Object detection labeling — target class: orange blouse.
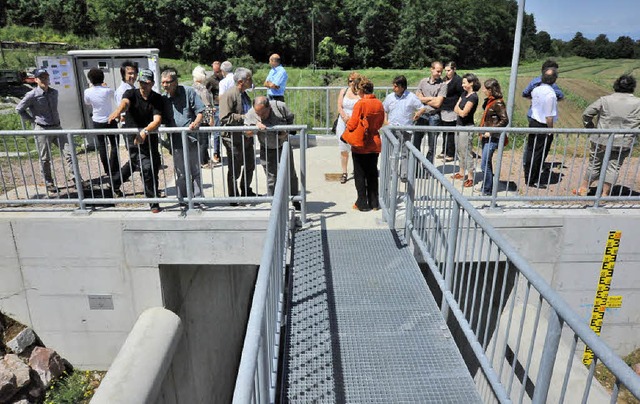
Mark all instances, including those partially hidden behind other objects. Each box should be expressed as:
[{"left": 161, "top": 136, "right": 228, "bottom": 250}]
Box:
[{"left": 346, "top": 94, "right": 385, "bottom": 154}]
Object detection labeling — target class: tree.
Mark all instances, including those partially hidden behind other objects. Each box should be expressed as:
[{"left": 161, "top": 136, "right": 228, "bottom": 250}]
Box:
[
  {"left": 612, "top": 36, "right": 635, "bottom": 59},
  {"left": 316, "top": 37, "right": 348, "bottom": 68},
  {"left": 593, "top": 34, "right": 611, "bottom": 58},
  {"left": 535, "top": 31, "right": 552, "bottom": 54}
]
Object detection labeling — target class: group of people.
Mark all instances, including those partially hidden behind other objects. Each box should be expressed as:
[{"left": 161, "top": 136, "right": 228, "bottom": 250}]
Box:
[
  {"left": 15, "top": 53, "right": 299, "bottom": 212},
  {"left": 335, "top": 59, "right": 639, "bottom": 202}
]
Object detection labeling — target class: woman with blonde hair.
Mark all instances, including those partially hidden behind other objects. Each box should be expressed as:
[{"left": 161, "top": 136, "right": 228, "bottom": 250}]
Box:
[
  {"left": 192, "top": 66, "right": 215, "bottom": 167},
  {"left": 335, "top": 72, "right": 362, "bottom": 183}
]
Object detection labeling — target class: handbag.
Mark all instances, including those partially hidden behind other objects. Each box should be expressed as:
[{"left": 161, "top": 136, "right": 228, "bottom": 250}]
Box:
[
  {"left": 331, "top": 117, "right": 339, "bottom": 134},
  {"left": 340, "top": 114, "right": 368, "bottom": 147}
]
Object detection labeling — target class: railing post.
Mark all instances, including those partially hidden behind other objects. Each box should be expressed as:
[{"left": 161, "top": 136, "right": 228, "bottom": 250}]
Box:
[
  {"left": 299, "top": 129, "right": 307, "bottom": 225},
  {"left": 532, "top": 309, "right": 563, "bottom": 404},
  {"left": 388, "top": 133, "right": 401, "bottom": 229},
  {"left": 404, "top": 140, "right": 416, "bottom": 241},
  {"left": 593, "top": 133, "right": 616, "bottom": 209},
  {"left": 441, "top": 201, "right": 460, "bottom": 319},
  {"left": 67, "top": 132, "right": 88, "bottom": 213},
  {"left": 181, "top": 130, "right": 194, "bottom": 210}
]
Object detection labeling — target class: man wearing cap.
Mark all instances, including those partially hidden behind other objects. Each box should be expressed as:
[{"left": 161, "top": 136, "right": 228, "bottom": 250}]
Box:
[
  {"left": 161, "top": 68, "right": 205, "bottom": 210},
  {"left": 16, "top": 68, "right": 79, "bottom": 194},
  {"left": 108, "top": 68, "right": 164, "bottom": 212},
  {"left": 264, "top": 54, "right": 287, "bottom": 102}
]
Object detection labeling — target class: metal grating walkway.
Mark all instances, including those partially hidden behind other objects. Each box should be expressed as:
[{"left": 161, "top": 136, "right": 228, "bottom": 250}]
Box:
[{"left": 282, "top": 224, "right": 482, "bottom": 403}]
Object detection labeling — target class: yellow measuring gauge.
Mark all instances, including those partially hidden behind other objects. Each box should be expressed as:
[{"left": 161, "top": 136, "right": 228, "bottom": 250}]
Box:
[{"left": 583, "top": 231, "right": 622, "bottom": 366}]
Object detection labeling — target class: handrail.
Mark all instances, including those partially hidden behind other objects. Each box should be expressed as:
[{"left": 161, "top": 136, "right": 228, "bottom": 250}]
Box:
[
  {"left": 232, "top": 142, "right": 291, "bottom": 403},
  {"left": 0, "top": 125, "right": 307, "bottom": 220},
  {"left": 399, "top": 139, "right": 640, "bottom": 401}
]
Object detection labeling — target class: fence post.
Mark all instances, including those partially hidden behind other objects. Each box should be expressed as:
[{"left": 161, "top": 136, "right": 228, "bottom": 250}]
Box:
[
  {"left": 181, "top": 130, "right": 194, "bottom": 209},
  {"left": 388, "top": 137, "right": 401, "bottom": 229},
  {"left": 67, "top": 132, "right": 87, "bottom": 212},
  {"left": 404, "top": 140, "right": 416, "bottom": 241},
  {"left": 593, "top": 133, "right": 616, "bottom": 209},
  {"left": 299, "top": 129, "right": 307, "bottom": 225},
  {"left": 442, "top": 201, "right": 460, "bottom": 319},
  {"left": 532, "top": 309, "right": 563, "bottom": 404}
]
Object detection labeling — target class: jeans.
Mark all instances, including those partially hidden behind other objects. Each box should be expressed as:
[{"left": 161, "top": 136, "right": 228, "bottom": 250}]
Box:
[
  {"left": 173, "top": 139, "right": 202, "bottom": 201},
  {"left": 35, "top": 125, "right": 77, "bottom": 186},
  {"left": 212, "top": 107, "right": 221, "bottom": 155},
  {"left": 480, "top": 141, "right": 499, "bottom": 194},
  {"left": 414, "top": 114, "right": 441, "bottom": 164}
]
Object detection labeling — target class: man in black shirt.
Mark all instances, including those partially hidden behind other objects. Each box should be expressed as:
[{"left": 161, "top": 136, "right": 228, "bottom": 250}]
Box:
[{"left": 108, "top": 69, "right": 164, "bottom": 212}]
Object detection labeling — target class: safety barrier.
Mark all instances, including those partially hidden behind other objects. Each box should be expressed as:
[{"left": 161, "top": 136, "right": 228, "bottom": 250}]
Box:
[
  {"left": 400, "top": 138, "right": 640, "bottom": 402},
  {"left": 0, "top": 125, "right": 307, "bottom": 220},
  {"left": 383, "top": 125, "right": 640, "bottom": 209},
  {"left": 232, "top": 142, "right": 292, "bottom": 403}
]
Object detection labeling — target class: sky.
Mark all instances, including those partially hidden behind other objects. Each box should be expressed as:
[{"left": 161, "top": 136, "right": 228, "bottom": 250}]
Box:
[{"left": 525, "top": 0, "right": 640, "bottom": 41}]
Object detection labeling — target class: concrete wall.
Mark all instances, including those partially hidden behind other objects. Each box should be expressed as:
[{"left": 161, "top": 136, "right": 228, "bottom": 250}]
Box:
[
  {"left": 483, "top": 209, "right": 640, "bottom": 355},
  {"left": 0, "top": 211, "right": 269, "bottom": 369},
  {"left": 158, "top": 264, "right": 258, "bottom": 404}
]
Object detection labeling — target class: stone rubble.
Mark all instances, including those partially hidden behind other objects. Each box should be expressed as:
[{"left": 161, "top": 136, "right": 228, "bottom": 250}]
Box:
[
  {"left": 6, "top": 329, "right": 35, "bottom": 355},
  {"left": 0, "top": 326, "right": 70, "bottom": 403}
]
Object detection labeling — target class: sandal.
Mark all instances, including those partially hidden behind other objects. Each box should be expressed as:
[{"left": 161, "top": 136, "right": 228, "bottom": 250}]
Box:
[
  {"left": 463, "top": 179, "right": 474, "bottom": 188},
  {"left": 572, "top": 188, "right": 588, "bottom": 196},
  {"left": 451, "top": 173, "right": 464, "bottom": 180},
  {"left": 340, "top": 173, "right": 348, "bottom": 184}
]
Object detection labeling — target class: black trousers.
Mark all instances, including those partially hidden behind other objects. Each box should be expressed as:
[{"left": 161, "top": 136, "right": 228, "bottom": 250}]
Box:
[
  {"left": 115, "top": 134, "right": 161, "bottom": 202},
  {"left": 352, "top": 152, "right": 379, "bottom": 211},
  {"left": 440, "top": 120, "right": 456, "bottom": 157},
  {"left": 91, "top": 121, "right": 119, "bottom": 176},
  {"left": 524, "top": 119, "right": 553, "bottom": 185}
]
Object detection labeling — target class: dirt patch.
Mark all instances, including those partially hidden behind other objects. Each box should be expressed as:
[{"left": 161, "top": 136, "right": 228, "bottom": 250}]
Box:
[{"left": 595, "top": 347, "right": 640, "bottom": 404}]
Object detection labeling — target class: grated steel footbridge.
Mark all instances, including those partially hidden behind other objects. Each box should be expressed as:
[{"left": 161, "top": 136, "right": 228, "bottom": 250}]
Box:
[{"left": 282, "top": 221, "right": 482, "bottom": 403}]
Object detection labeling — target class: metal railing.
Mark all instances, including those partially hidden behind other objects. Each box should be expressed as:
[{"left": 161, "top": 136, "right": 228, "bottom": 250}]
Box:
[
  {"left": 0, "top": 125, "right": 307, "bottom": 220},
  {"left": 399, "top": 138, "right": 640, "bottom": 403},
  {"left": 379, "top": 128, "right": 401, "bottom": 227},
  {"left": 383, "top": 125, "right": 640, "bottom": 209},
  {"left": 251, "top": 86, "right": 400, "bottom": 134},
  {"left": 232, "top": 142, "right": 292, "bottom": 403}
]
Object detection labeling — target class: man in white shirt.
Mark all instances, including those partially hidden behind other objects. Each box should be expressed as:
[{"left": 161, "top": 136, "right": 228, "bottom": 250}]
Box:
[
  {"left": 114, "top": 60, "right": 138, "bottom": 108},
  {"left": 383, "top": 75, "right": 425, "bottom": 181},
  {"left": 524, "top": 68, "right": 558, "bottom": 187},
  {"left": 217, "top": 61, "right": 234, "bottom": 97},
  {"left": 84, "top": 67, "right": 119, "bottom": 177}
]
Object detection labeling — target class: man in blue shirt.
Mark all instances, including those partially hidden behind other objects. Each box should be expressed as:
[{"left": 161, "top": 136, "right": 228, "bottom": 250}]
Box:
[
  {"left": 264, "top": 54, "right": 288, "bottom": 102},
  {"left": 161, "top": 68, "right": 206, "bottom": 210}
]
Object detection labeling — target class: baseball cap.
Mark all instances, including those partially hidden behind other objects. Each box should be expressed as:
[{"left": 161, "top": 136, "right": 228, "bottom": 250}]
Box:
[
  {"left": 33, "top": 68, "right": 49, "bottom": 77},
  {"left": 138, "top": 69, "right": 154, "bottom": 83}
]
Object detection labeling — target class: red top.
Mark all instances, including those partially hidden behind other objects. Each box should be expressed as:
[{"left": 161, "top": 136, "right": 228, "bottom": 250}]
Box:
[{"left": 347, "top": 94, "right": 384, "bottom": 154}]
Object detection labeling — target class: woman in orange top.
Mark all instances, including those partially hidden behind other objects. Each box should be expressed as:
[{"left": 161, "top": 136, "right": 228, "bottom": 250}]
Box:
[{"left": 346, "top": 77, "right": 385, "bottom": 211}]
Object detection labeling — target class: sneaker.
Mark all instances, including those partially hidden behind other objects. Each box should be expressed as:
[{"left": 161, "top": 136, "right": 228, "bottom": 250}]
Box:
[
  {"left": 46, "top": 184, "right": 58, "bottom": 193},
  {"left": 444, "top": 156, "right": 454, "bottom": 162},
  {"left": 436, "top": 153, "right": 445, "bottom": 159},
  {"left": 473, "top": 183, "right": 484, "bottom": 192}
]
